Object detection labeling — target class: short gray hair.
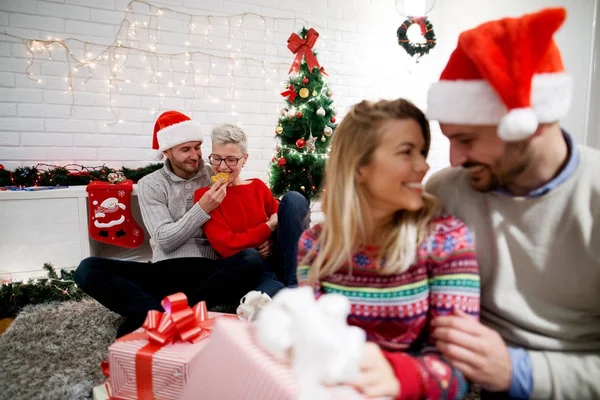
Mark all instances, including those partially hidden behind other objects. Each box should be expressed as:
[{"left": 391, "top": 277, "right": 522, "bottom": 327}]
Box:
[{"left": 211, "top": 124, "right": 248, "bottom": 154}]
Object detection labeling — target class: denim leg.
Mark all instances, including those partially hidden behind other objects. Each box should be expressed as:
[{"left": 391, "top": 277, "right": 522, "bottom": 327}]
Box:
[
  {"left": 185, "top": 248, "right": 280, "bottom": 304},
  {"left": 75, "top": 256, "right": 221, "bottom": 337},
  {"left": 275, "top": 191, "right": 310, "bottom": 286}
]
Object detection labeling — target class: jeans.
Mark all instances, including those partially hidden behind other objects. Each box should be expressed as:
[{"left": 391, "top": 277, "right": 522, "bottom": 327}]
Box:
[
  {"left": 74, "top": 249, "right": 262, "bottom": 337},
  {"left": 272, "top": 191, "right": 311, "bottom": 287}
]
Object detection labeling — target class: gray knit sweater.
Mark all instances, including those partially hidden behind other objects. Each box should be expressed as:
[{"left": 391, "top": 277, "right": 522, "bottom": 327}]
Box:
[{"left": 137, "top": 160, "right": 219, "bottom": 262}]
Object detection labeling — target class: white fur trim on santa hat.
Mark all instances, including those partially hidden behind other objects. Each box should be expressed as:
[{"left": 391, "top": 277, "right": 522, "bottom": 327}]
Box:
[
  {"left": 157, "top": 120, "right": 203, "bottom": 152},
  {"left": 498, "top": 108, "right": 538, "bottom": 141},
  {"left": 426, "top": 72, "right": 572, "bottom": 136},
  {"left": 151, "top": 149, "right": 165, "bottom": 161}
]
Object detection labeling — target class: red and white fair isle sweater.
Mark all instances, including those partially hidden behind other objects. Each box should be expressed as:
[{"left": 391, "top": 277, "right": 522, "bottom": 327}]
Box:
[{"left": 297, "top": 215, "right": 481, "bottom": 399}]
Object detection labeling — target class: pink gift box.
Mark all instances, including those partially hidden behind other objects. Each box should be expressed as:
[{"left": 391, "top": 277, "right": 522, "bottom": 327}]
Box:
[
  {"left": 109, "top": 311, "right": 234, "bottom": 400},
  {"left": 181, "top": 318, "right": 375, "bottom": 400}
]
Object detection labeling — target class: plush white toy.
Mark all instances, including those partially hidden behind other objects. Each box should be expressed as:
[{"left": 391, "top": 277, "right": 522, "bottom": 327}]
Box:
[
  {"left": 255, "top": 287, "right": 366, "bottom": 400},
  {"left": 236, "top": 290, "right": 272, "bottom": 322}
]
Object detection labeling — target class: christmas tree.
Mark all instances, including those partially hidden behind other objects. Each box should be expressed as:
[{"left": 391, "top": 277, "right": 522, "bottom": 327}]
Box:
[{"left": 268, "top": 27, "right": 337, "bottom": 202}]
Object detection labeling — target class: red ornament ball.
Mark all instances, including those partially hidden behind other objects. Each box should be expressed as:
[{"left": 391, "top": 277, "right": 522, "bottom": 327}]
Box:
[
  {"left": 0, "top": 164, "right": 4, "bottom": 171},
  {"left": 296, "top": 111, "right": 303, "bottom": 118},
  {"left": 277, "top": 158, "right": 287, "bottom": 167},
  {"left": 302, "top": 77, "right": 309, "bottom": 84},
  {"left": 330, "top": 116, "right": 336, "bottom": 123},
  {"left": 296, "top": 138, "right": 306, "bottom": 149}
]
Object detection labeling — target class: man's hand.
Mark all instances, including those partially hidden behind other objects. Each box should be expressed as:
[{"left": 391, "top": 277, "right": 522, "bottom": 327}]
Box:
[
  {"left": 352, "top": 342, "right": 400, "bottom": 399},
  {"left": 432, "top": 308, "right": 512, "bottom": 392},
  {"left": 197, "top": 179, "right": 227, "bottom": 213},
  {"left": 266, "top": 213, "right": 278, "bottom": 231},
  {"left": 257, "top": 239, "right": 273, "bottom": 258}
]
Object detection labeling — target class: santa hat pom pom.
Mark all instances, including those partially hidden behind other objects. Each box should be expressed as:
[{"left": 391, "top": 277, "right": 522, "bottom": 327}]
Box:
[
  {"left": 151, "top": 149, "right": 165, "bottom": 161},
  {"left": 498, "top": 108, "right": 538, "bottom": 141}
]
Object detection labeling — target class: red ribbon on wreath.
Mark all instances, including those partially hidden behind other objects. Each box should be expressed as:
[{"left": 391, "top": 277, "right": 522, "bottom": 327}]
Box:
[
  {"left": 281, "top": 85, "right": 298, "bottom": 103},
  {"left": 287, "top": 28, "right": 321, "bottom": 74},
  {"left": 410, "top": 16, "right": 427, "bottom": 36}
]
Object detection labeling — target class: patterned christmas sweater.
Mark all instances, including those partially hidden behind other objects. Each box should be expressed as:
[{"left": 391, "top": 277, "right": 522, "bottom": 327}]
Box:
[{"left": 297, "top": 215, "right": 480, "bottom": 400}]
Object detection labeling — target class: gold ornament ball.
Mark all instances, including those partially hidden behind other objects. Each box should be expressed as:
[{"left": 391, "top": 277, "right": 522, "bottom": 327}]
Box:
[
  {"left": 276, "top": 126, "right": 283, "bottom": 134},
  {"left": 312, "top": 89, "right": 317, "bottom": 96},
  {"left": 299, "top": 88, "right": 309, "bottom": 98},
  {"left": 300, "top": 186, "right": 305, "bottom": 191},
  {"left": 321, "top": 136, "right": 326, "bottom": 142}
]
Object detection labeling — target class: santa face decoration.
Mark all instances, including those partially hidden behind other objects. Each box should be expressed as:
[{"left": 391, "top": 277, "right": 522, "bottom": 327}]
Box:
[{"left": 86, "top": 180, "right": 144, "bottom": 248}]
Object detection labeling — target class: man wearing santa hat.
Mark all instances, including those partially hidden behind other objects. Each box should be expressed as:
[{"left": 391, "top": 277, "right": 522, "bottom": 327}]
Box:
[
  {"left": 75, "top": 111, "right": 309, "bottom": 337},
  {"left": 425, "top": 7, "right": 600, "bottom": 399}
]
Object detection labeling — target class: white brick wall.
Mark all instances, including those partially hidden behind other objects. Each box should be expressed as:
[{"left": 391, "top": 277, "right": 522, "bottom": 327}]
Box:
[{"left": 0, "top": 0, "right": 596, "bottom": 177}]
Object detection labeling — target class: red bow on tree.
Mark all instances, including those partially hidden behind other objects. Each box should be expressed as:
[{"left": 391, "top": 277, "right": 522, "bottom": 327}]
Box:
[
  {"left": 287, "top": 28, "right": 322, "bottom": 74},
  {"left": 281, "top": 85, "right": 298, "bottom": 103}
]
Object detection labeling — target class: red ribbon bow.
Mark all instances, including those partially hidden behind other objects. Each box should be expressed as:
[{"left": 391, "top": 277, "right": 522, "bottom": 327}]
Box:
[
  {"left": 281, "top": 85, "right": 298, "bottom": 103},
  {"left": 104, "top": 293, "right": 226, "bottom": 400},
  {"left": 143, "top": 292, "right": 214, "bottom": 345},
  {"left": 410, "top": 16, "right": 427, "bottom": 36},
  {"left": 287, "top": 28, "right": 322, "bottom": 74}
]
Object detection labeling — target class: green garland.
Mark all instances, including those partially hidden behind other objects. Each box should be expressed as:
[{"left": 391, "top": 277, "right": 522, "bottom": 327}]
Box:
[
  {"left": 0, "top": 263, "right": 88, "bottom": 318},
  {"left": 0, "top": 163, "right": 163, "bottom": 188},
  {"left": 397, "top": 16, "right": 436, "bottom": 60}
]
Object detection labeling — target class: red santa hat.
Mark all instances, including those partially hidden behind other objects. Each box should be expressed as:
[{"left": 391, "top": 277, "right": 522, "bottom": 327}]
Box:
[
  {"left": 427, "top": 7, "right": 572, "bottom": 141},
  {"left": 152, "top": 111, "right": 203, "bottom": 159}
]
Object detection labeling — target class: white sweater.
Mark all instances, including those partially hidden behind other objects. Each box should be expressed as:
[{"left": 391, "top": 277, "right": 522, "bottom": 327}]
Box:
[{"left": 426, "top": 145, "right": 600, "bottom": 399}]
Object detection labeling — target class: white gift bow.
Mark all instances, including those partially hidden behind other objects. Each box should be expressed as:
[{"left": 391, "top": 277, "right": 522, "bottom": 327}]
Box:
[{"left": 255, "top": 286, "right": 367, "bottom": 400}]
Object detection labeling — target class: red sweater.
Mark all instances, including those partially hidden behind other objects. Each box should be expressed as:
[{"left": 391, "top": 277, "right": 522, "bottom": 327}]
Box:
[{"left": 194, "top": 179, "right": 279, "bottom": 258}]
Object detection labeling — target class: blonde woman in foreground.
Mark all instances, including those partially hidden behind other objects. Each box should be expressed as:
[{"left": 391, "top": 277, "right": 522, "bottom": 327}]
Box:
[{"left": 297, "top": 99, "right": 480, "bottom": 399}]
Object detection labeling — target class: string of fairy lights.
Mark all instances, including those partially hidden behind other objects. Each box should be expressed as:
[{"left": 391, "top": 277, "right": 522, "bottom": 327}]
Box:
[{"left": 0, "top": 0, "right": 331, "bottom": 125}]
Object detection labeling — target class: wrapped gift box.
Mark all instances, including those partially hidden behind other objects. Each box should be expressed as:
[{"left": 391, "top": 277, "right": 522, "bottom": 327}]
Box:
[
  {"left": 181, "top": 318, "right": 389, "bottom": 400},
  {"left": 109, "top": 310, "right": 234, "bottom": 400},
  {"left": 92, "top": 381, "right": 112, "bottom": 400}
]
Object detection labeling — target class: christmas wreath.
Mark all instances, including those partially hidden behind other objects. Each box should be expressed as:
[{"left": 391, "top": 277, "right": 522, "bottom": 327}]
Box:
[{"left": 397, "top": 16, "right": 436, "bottom": 60}]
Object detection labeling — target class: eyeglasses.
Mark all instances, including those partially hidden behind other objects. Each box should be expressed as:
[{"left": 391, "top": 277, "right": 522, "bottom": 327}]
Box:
[{"left": 208, "top": 154, "right": 246, "bottom": 167}]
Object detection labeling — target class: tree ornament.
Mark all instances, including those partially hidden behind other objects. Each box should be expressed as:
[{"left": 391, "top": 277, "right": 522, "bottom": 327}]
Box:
[
  {"left": 280, "top": 108, "right": 287, "bottom": 116},
  {"left": 0, "top": 164, "right": 4, "bottom": 171},
  {"left": 397, "top": 16, "right": 437, "bottom": 61},
  {"left": 305, "top": 134, "right": 317, "bottom": 153},
  {"left": 330, "top": 116, "right": 336, "bottom": 123},
  {"left": 276, "top": 126, "right": 283, "bottom": 135},
  {"left": 296, "top": 138, "right": 306, "bottom": 149},
  {"left": 302, "top": 77, "right": 309, "bottom": 84},
  {"left": 327, "top": 89, "right": 333, "bottom": 97},
  {"left": 296, "top": 111, "right": 303, "bottom": 118},
  {"left": 323, "top": 126, "right": 333, "bottom": 136},
  {"left": 277, "top": 158, "right": 287, "bottom": 167},
  {"left": 287, "top": 109, "right": 296, "bottom": 118},
  {"left": 312, "top": 89, "right": 317, "bottom": 97},
  {"left": 316, "top": 107, "right": 326, "bottom": 117},
  {"left": 321, "top": 136, "right": 326, "bottom": 142},
  {"left": 299, "top": 88, "right": 309, "bottom": 98},
  {"left": 300, "top": 186, "right": 305, "bottom": 191}
]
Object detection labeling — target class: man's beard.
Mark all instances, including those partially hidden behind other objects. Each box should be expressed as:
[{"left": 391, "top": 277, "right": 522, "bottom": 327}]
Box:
[
  {"left": 463, "top": 155, "right": 529, "bottom": 192},
  {"left": 173, "top": 157, "right": 204, "bottom": 175}
]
